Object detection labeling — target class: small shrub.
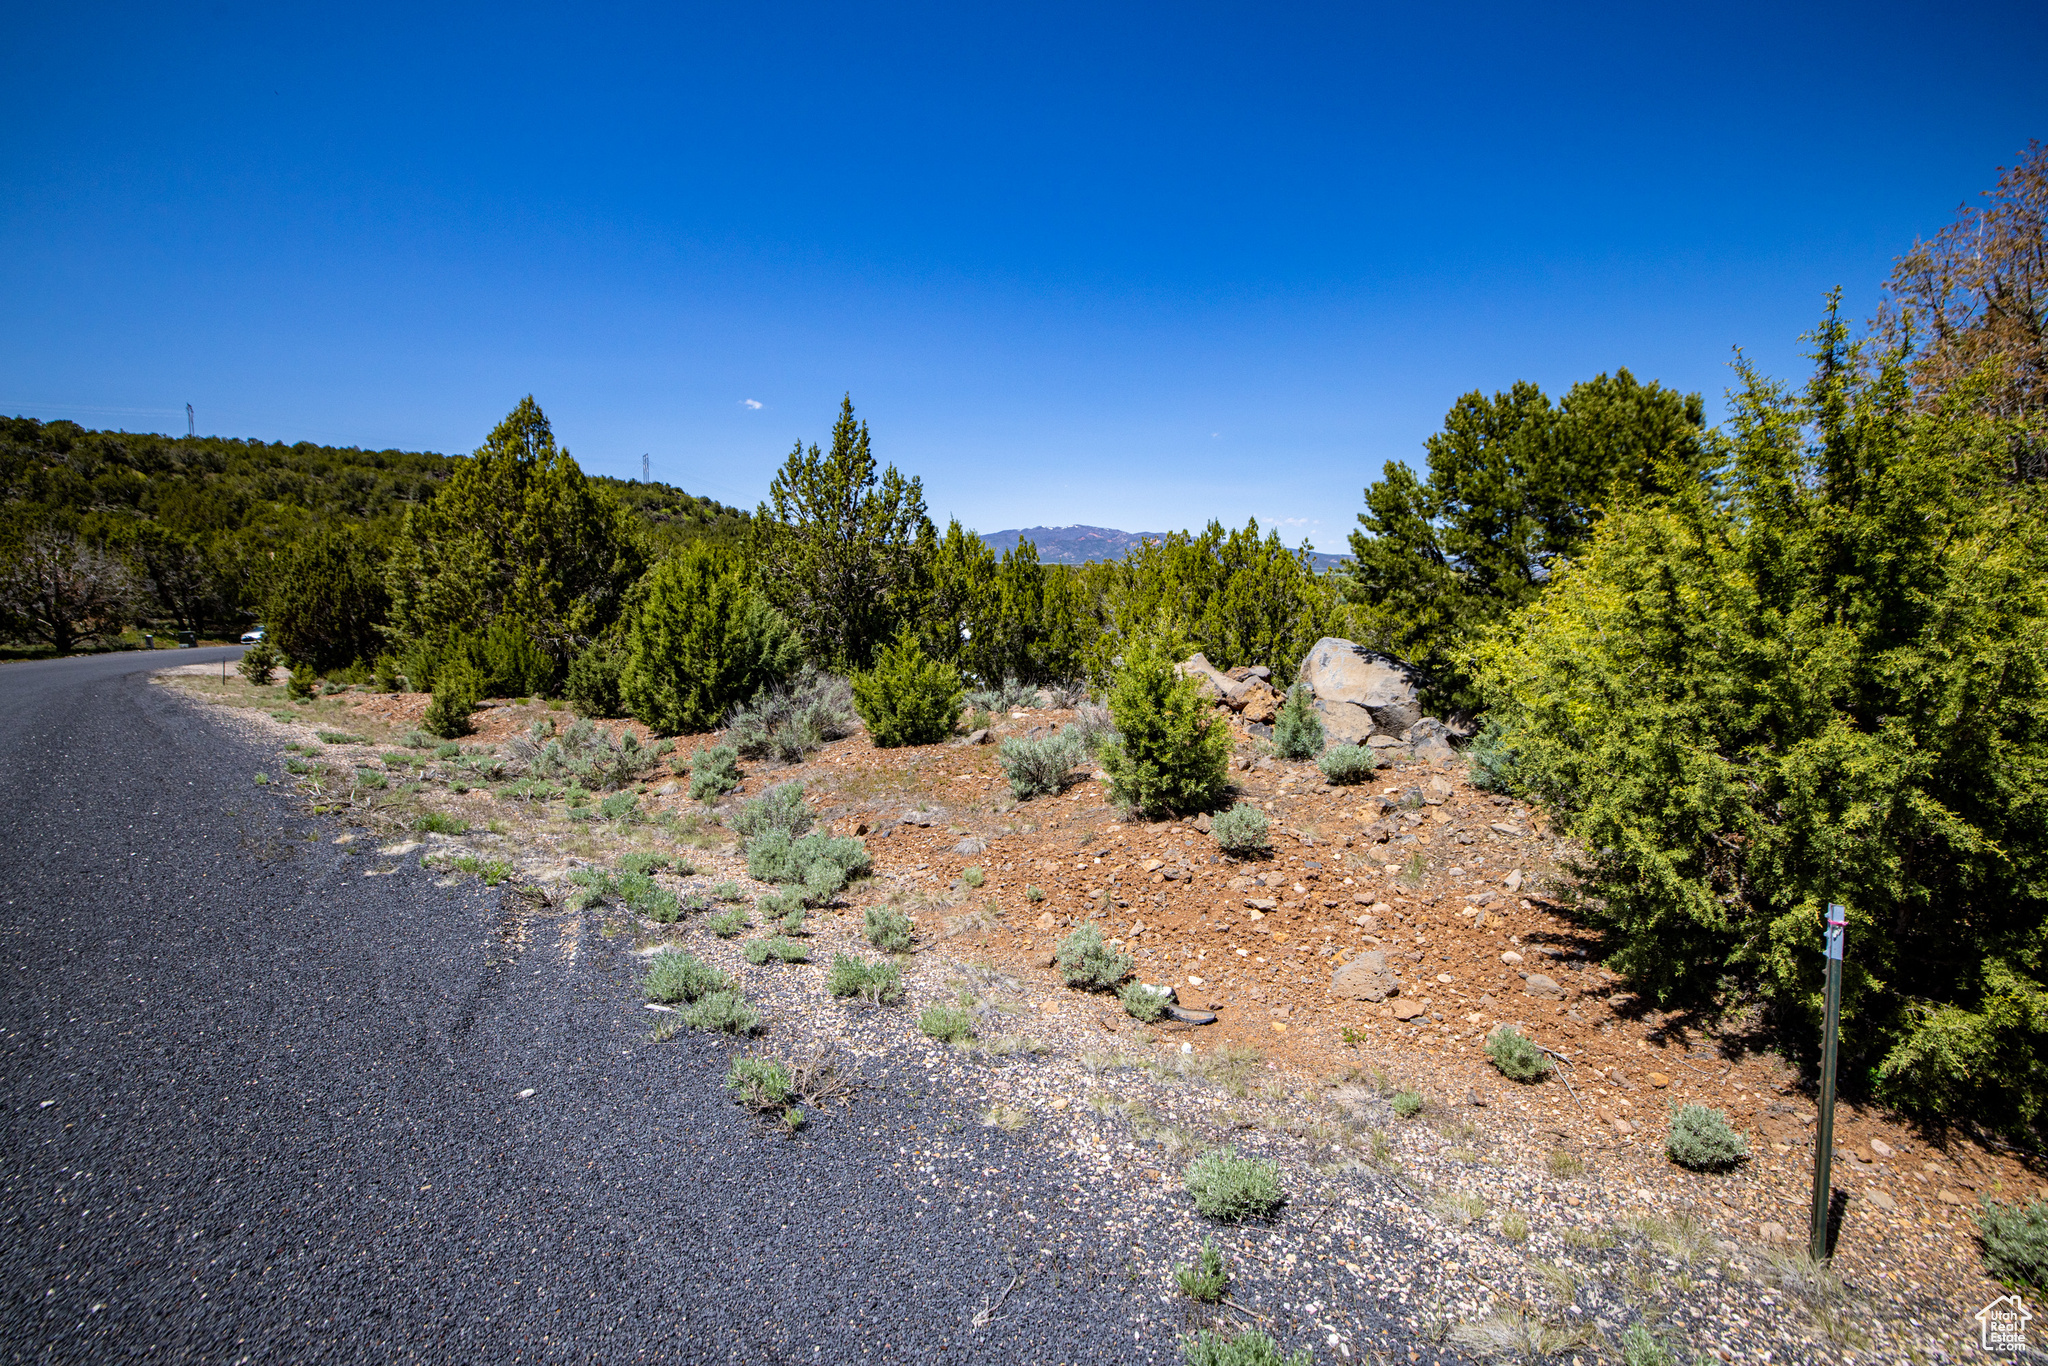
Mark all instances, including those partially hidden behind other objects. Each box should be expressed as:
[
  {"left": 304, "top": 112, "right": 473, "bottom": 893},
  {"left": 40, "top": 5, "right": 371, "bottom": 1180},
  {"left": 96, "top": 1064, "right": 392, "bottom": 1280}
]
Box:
[
  {"left": 614, "top": 870, "right": 679, "bottom": 922},
  {"left": 960, "top": 707, "right": 994, "bottom": 734},
  {"left": 851, "top": 635, "right": 963, "bottom": 747},
  {"left": 433, "top": 741, "right": 461, "bottom": 759},
  {"left": 1183, "top": 1147, "right": 1283, "bottom": 1221},
  {"left": 965, "top": 676, "right": 1041, "bottom": 711},
  {"left": 1619, "top": 1323, "right": 1675, "bottom": 1366},
  {"left": 1397, "top": 849, "right": 1428, "bottom": 887},
  {"left": 1024, "top": 885, "right": 1045, "bottom": 903},
  {"left": 1210, "top": 803, "right": 1270, "bottom": 855},
  {"left": 1466, "top": 715, "right": 1521, "bottom": 794},
  {"left": 1665, "top": 1102, "right": 1749, "bottom": 1170},
  {"left": 961, "top": 866, "right": 984, "bottom": 889},
  {"left": 1391, "top": 1090, "right": 1424, "bottom": 1118},
  {"left": 564, "top": 642, "right": 625, "bottom": 718},
  {"left": 1975, "top": 1197, "right": 2048, "bottom": 1290},
  {"left": 827, "top": 953, "right": 903, "bottom": 1004},
  {"left": 412, "top": 811, "right": 468, "bottom": 835},
  {"left": 918, "top": 1005, "right": 976, "bottom": 1043},
  {"left": 747, "top": 829, "right": 871, "bottom": 902},
  {"left": 1316, "top": 744, "right": 1380, "bottom": 784},
  {"left": 1173, "top": 1237, "right": 1229, "bottom": 1302},
  {"left": 1119, "top": 981, "right": 1169, "bottom": 1023},
  {"left": 743, "top": 936, "right": 808, "bottom": 966},
  {"left": 776, "top": 904, "right": 807, "bottom": 936},
  {"left": 354, "top": 768, "right": 388, "bottom": 790},
  {"left": 996, "top": 731, "right": 1086, "bottom": 799},
  {"left": 644, "top": 949, "right": 730, "bottom": 1003},
  {"left": 758, "top": 886, "right": 806, "bottom": 919},
  {"left": 707, "top": 908, "right": 748, "bottom": 938},
  {"left": 598, "top": 791, "right": 641, "bottom": 822},
  {"left": 617, "top": 851, "right": 674, "bottom": 875},
  {"left": 284, "top": 668, "right": 318, "bottom": 702},
  {"left": 724, "top": 665, "right": 857, "bottom": 761},
  {"left": 372, "top": 656, "right": 402, "bottom": 692},
  {"left": 315, "top": 730, "right": 366, "bottom": 744},
  {"left": 864, "top": 905, "right": 915, "bottom": 952},
  {"left": 1099, "top": 641, "right": 1231, "bottom": 815},
  {"left": 1178, "top": 1329, "right": 1310, "bottom": 1366},
  {"left": 688, "top": 744, "right": 742, "bottom": 801},
  {"left": 725, "top": 1056, "right": 793, "bottom": 1110},
  {"left": 238, "top": 641, "right": 279, "bottom": 686},
  {"left": 1548, "top": 1149, "right": 1586, "bottom": 1179},
  {"left": 729, "top": 781, "right": 814, "bottom": 839},
  {"left": 682, "top": 989, "right": 761, "bottom": 1034},
  {"left": 710, "top": 880, "right": 744, "bottom": 902},
  {"left": 1055, "top": 923, "right": 1133, "bottom": 990},
  {"left": 1271, "top": 683, "right": 1324, "bottom": 759},
  {"left": 422, "top": 658, "right": 481, "bottom": 739},
  {"left": 1484, "top": 1026, "right": 1551, "bottom": 1083}
]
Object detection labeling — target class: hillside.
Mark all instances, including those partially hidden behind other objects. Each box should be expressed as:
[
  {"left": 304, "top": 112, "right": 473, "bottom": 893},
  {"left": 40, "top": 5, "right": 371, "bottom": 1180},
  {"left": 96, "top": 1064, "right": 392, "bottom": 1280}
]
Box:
[{"left": 984, "top": 523, "right": 1351, "bottom": 570}]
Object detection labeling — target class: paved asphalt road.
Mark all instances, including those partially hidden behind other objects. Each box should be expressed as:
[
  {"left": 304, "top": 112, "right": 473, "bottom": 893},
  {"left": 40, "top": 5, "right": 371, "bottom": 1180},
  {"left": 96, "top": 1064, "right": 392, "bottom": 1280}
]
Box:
[{"left": 0, "top": 651, "right": 1295, "bottom": 1364}]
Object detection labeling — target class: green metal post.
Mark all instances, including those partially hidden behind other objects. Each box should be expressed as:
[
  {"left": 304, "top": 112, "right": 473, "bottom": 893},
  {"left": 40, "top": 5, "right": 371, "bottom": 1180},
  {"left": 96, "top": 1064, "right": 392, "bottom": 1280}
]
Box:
[{"left": 1809, "top": 902, "right": 1846, "bottom": 1261}]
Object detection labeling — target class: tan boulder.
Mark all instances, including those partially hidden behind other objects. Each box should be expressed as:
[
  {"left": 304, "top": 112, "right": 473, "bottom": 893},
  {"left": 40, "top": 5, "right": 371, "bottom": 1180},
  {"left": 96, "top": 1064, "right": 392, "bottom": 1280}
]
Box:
[
  {"left": 1176, "top": 652, "right": 1235, "bottom": 703},
  {"left": 1314, "top": 697, "right": 1375, "bottom": 745},
  {"left": 1296, "top": 638, "right": 1425, "bottom": 735},
  {"left": 1238, "top": 681, "right": 1281, "bottom": 724},
  {"left": 1330, "top": 950, "right": 1398, "bottom": 1001}
]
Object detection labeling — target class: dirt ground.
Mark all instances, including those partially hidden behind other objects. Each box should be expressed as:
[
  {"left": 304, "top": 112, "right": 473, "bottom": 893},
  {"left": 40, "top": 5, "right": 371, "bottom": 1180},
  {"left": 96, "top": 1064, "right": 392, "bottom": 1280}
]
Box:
[{"left": 162, "top": 666, "right": 2047, "bottom": 1354}]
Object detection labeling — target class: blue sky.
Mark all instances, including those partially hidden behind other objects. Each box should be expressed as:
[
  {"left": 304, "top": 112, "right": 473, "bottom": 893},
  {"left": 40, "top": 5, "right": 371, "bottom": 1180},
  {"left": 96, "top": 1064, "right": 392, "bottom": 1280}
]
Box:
[{"left": 5, "top": 2, "right": 2045, "bottom": 551}]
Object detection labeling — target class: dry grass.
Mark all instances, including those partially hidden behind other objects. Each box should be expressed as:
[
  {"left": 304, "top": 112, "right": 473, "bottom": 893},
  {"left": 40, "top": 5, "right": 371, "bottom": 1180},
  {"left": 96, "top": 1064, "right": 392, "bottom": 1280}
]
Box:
[{"left": 1447, "top": 1309, "right": 1594, "bottom": 1361}]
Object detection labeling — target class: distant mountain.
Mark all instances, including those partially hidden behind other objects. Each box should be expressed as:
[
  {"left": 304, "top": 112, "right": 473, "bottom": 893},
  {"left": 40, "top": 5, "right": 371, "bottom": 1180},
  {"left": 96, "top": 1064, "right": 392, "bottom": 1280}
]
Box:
[{"left": 982, "top": 524, "right": 1352, "bottom": 572}]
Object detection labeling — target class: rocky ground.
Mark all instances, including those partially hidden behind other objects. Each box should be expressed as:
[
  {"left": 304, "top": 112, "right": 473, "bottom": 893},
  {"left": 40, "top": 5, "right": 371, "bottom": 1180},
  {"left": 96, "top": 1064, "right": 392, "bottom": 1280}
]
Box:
[{"left": 160, "top": 661, "right": 2048, "bottom": 1364}]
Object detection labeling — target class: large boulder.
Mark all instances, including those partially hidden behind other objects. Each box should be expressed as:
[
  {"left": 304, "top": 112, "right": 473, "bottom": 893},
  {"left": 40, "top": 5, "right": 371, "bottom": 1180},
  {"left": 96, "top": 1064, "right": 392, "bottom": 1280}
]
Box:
[
  {"left": 1297, "top": 638, "right": 1424, "bottom": 736},
  {"left": 1176, "top": 652, "right": 1235, "bottom": 702}
]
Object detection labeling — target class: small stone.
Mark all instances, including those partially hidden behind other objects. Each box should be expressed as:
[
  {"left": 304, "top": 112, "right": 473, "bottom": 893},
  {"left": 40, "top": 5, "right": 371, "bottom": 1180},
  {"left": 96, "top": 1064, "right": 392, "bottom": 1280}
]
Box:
[
  {"left": 1647, "top": 1072, "right": 1671, "bottom": 1088},
  {"left": 1938, "top": 1189, "right": 1967, "bottom": 1206},
  {"left": 1049, "top": 1097, "right": 1068, "bottom": 1110},
  {"left": 1870, "top": 1137, "right": 1895, "bottom": 1159},
  {"left": 1165, "top": 1006, "right": 1217, "bottom": 1025},
  {"left": 1391, "top": 999, "right": 1426, "bottom": 1021},
  {"left": 655, "top": 781, "right": 680, "bottom": 796},
  {"left": 1035, "top": 951, "right": 1056, "bottom": 969},
  {"left": 1142, "top": 858, "right": 1164, "bottom": 872},
  {"left": 1613, "top": 1118, "right": 1635, "bottom": 1136},
  {"left": 1435, "top": 972, "right": 1454, "bottom": 984},
  {"left": 1523, "top": 973, "right": 1564, "bottom": 999},
  {"left": 967, "top": 729, "right": 990, "bottom": 745},
  {"left": 1331, "top": 951, "right": 1398, "bottom": 1003},
  {"left": 1247, "top": 898, "right": 1277, "bottom": 912},
  {"left": 1864, "top": 1189, "right": 1897, "bottom": 1212},
  {"left": 1034, "top": 911, "right": 1056, "bottom": 930},
  {"left": 1759, "top": 1221, "right": 1789, "bottom": 1243},
  {"left": 1466, "top": 1090, "right": 1487, "bottom": 1108},
  {"left": 1500, "top": 951, "right": 1524, "bottom": 966},
  {"left": 1504, "top": 869, "right": 1523, "bottom": 892}
]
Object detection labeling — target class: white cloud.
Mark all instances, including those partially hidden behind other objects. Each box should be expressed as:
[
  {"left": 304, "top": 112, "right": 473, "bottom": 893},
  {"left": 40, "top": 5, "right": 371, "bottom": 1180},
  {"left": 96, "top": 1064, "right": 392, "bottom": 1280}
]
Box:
[{"left": 742, "top": 399, "right": 763, "bottom": 410}]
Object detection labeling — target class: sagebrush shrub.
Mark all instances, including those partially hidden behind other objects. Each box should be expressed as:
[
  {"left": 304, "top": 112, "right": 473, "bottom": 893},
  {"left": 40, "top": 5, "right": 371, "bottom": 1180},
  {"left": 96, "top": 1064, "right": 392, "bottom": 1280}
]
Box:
[
  {"left": 1665, "top": 1103, "right": 1748, "bottom": 1170},
  {"left": 411, "top": 812, "right": 467, "bottom": 835},
  {"left": 1098, "top": 641, "right": 1231, "bottom": 815},
  {"left": 683, "top": 989, "right": 760, "bottom": 1034},
  {"left": 1183, "top": 1148, "right": 1283, "bottom": 1221},
  {"left": 1975, "top": 1197, "right": 2048, "bottom": 1290},
  {"left": 743, "top": 936, "right": 808, "bottom": 966},
  {"left": 728, "top": 781, "right": 814, "bottom": 839},
  {"left": 997, "top": 730, "right": 1086, "bottom": 800},
  {"left": 1055, "top": 923, "right": 1133, "bottom": 990},
  {"left": 746, "top": 831, "right": 870, "bottom": 904},
  {"left": 1178, "top": 1328, "right": 1309, "bottom": 1366},
  {"left": 688, "top": 744, "right": 742, "bottom": 801},
  {"left": 1484, "top": 1026, "right": 1550, "bottom": 1083},
  {"left": 918, "top": 1005, "right": 975, "bottom": 1043},
  {"left": 1391, "top": 1090, "right": 1424, "bottom": 1118},
  {"left": 1119, "top": 981, "right": 1169, "bottom": 1023},
  {"left": 1316, "top": 744, "right": 1379, "bottom": 784},
  {"left": 644, "top": 949, "right": 730, "bottom": 1003},
  {"left": 707, "top": 908, "right": 748, "bottom": 938},
  {"left": 1174, "top": 1238, "right": 1229, "bottom": 1303},
  {"left": 238, "top": 641, "right": 279, "bottom": 686},
  {"left": 1210, "top": 803, "right": 1270, "bottom": 855},
  {"left": 851, "top": 635, "right": 963, "bottom": 747},
  {"left": 864, "top": 905, "right": 914, "bottom": 952},
  {"left": 1271, "top": 684, "right": 1325, "bottom": 759},
  {"left": 724, "top": 666, "right": 857, "bottom": 762},
  {"left": 827, "top": 953, "right": 903, "bottom": 1004},
  {"left": 965, "top": 677, "right": 1041, "bottom": 712}
]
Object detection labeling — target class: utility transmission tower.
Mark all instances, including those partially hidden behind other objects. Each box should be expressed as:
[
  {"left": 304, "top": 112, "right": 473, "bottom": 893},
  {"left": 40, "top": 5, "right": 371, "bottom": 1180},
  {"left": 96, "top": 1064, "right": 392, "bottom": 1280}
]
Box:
[
  {"left": 642, "top": 453, "right": 650, "bottom": 483},
  {"left": 186, "top": 404, "right": 195, "bottom": 437}
]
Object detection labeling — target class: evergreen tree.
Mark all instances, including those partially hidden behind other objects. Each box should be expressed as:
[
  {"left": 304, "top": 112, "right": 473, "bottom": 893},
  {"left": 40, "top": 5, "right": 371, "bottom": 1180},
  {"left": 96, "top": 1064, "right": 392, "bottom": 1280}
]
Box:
[
  {"left": 1343, "top": 370, "right": 1705, "bottom": 710},
  {"left": 620, "top": 543, "right": 800, "bottom": 735},
  {"left": 384, "top": 397, "right": 643, "bottom": 667},
  {"left": 750, "top": 396, "right": 932, "bottom": 669},
  {"left": 265, "top": 525, "right": 389, "bottom": 673}
]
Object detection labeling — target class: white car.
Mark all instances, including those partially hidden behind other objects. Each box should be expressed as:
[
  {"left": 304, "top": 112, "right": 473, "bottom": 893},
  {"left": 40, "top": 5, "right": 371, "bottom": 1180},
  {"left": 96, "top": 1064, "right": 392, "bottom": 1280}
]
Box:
[{"left": 240, "top": 627, "right": 266, "bottom": 644}]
